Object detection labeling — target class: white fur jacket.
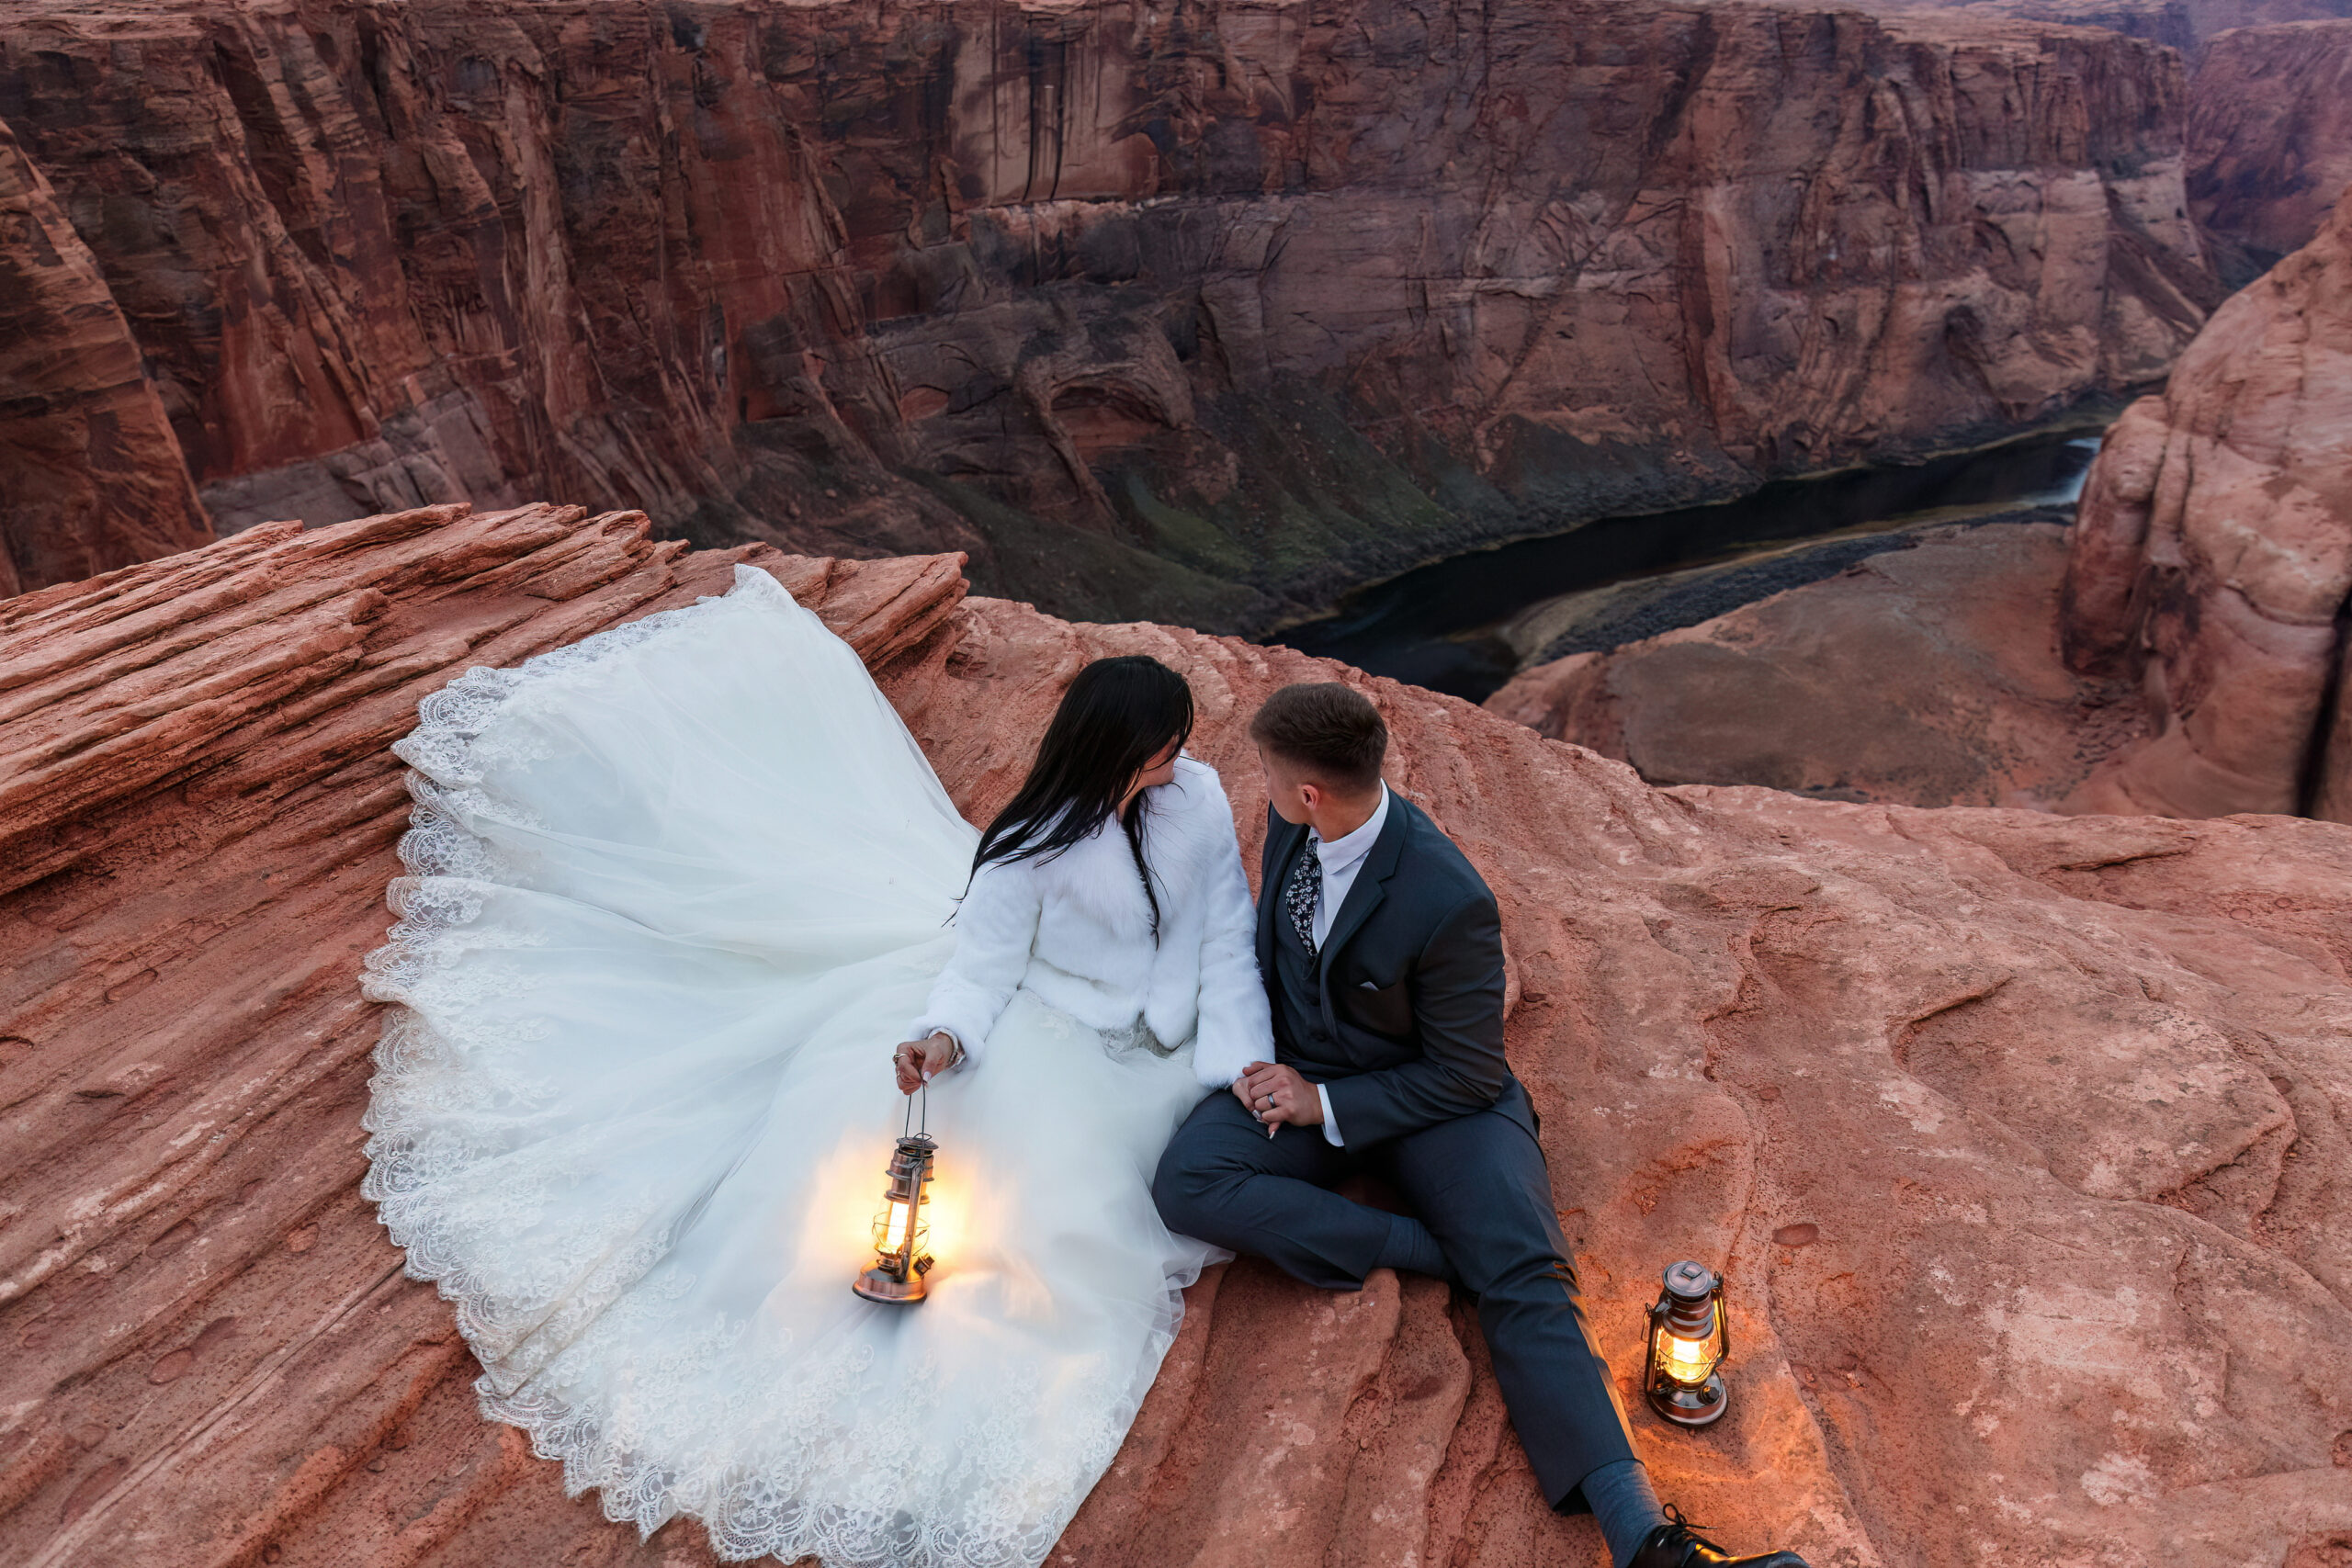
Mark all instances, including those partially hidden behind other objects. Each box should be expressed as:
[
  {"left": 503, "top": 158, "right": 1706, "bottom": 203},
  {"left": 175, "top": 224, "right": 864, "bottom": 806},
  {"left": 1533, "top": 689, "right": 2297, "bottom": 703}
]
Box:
[{"left": 909, "top": 755, "right": 1272, "bottom": 1089}]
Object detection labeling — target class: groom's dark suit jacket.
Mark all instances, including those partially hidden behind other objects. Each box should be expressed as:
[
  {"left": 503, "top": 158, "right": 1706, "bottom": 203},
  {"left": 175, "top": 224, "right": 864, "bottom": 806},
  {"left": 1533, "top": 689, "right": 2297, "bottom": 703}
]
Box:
[
  {"left": 1259, "top": 794, "right": 1523, "bottom": 1148},
  {"left": 1164, "top": 792, "right": 1637, "bottom": 1510}
]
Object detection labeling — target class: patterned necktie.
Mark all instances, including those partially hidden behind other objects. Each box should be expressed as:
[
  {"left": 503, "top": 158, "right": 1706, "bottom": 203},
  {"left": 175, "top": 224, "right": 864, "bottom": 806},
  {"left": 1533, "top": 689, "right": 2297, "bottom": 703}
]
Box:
[{"left": 1285, "top": 836, "right": 1323, "bottom": 954}]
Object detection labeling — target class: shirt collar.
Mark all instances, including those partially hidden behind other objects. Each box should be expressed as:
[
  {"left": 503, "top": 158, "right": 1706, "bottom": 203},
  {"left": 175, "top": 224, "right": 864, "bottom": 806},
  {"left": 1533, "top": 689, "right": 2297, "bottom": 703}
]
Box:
[{"left": 1310, "top": 783, "right": 1389, "bottom": 877}]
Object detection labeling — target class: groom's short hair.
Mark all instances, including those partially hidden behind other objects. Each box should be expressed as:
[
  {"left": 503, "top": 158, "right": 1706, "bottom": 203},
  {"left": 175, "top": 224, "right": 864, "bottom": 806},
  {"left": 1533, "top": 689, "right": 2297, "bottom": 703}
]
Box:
[{"left": 1250, "top": 683, "right": 1387, "bottom": 795}]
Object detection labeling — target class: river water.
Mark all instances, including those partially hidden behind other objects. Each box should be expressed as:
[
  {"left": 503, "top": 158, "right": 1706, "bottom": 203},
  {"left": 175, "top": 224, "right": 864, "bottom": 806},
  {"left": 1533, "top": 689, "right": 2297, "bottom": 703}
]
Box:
[{"left": 1270, "top": 424, "right": 2108, "bottom": 702}]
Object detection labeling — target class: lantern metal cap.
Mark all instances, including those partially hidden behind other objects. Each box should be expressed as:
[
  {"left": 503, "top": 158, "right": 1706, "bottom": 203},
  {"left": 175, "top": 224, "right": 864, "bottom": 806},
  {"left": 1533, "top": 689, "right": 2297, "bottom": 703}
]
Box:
[{"left": 1662, "top": 1259, "right": 1719, "bottom": 1301}]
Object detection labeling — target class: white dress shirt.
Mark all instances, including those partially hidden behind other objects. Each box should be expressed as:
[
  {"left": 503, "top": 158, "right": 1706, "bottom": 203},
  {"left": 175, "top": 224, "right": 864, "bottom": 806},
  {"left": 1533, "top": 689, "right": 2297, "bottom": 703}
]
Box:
[{"left": 1305, "top": 784, "right": 1389, "bottom": 1145}]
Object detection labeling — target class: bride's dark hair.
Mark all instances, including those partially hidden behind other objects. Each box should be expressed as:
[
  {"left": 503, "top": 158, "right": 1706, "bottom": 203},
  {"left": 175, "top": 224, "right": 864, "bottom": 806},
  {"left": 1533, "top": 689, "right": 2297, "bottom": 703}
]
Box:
[{"left": 972, "top": 655, "right": 1195, "bottom": 939}]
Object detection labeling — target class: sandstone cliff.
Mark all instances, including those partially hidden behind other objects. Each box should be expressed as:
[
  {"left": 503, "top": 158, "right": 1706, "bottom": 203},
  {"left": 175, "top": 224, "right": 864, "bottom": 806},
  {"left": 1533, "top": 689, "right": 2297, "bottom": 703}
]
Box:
[
  {"left": 2060, "top": 181, "right": 2352, "bottom": 818},
  {"left": 5, "top": 503, "right": 2350, "bottom": 1567},
  {"left": 0, "top": 116, "right": 210, "bottom": 597},
  {"left": 2188, "top": 20, "right": 2352, "bottom": 267},
  {"left": 1851, "top": 0, "right": 2351, "bottom": 51},
  {"left": 1491, "top": 179, "right": 2352, "bottom": 825},
  {"left": 0, "top": 0, "right": 2218, "bottom": 616}
]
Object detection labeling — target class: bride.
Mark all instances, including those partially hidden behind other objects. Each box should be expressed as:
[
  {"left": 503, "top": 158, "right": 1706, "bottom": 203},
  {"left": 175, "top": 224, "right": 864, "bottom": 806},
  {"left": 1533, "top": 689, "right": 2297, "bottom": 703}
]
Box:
[{"left": 359, "top": 564, "right": 1270, "bottom": 1567}]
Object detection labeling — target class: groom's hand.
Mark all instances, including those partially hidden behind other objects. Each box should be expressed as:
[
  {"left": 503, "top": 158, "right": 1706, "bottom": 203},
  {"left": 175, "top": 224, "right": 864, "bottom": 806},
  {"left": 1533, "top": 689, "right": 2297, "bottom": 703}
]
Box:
[{"left": 1234, "top": 1061, "right": 1322, "bottom": 1129}]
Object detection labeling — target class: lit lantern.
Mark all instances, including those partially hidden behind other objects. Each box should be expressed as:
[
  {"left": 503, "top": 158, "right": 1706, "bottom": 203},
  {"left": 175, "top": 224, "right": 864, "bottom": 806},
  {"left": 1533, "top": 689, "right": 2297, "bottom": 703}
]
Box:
[
  {"left": 853, "top": 1123, "right": 939, "bottom": 1304},
  {"left": 1644, "top": 1259, "right": 1731, "bottom": 1427}
]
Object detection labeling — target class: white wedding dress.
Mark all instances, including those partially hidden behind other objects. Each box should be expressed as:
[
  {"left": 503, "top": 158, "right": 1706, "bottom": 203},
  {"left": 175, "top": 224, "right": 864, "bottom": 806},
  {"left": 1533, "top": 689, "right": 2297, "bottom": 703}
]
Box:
[{"left": 359, "top": 566, "right": 1257, "bottom": 1568}]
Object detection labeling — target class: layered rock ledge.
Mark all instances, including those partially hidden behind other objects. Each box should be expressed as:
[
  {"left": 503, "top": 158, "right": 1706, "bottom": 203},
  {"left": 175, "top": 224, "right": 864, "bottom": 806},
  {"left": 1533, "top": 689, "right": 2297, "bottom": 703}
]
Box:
[{"left": 4, "top": 504, "right": 2349, "bottom": 1567}]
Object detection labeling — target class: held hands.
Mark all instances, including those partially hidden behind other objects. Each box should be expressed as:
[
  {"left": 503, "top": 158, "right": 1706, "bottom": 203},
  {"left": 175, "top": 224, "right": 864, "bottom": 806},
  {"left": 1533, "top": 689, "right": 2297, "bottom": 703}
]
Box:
[
  {"left": 893, "top": 1032, "right": 962, "bottom": 1094},
  {"left": 1233, "top": 1061, "right": 1322, "bottom": 1131}
]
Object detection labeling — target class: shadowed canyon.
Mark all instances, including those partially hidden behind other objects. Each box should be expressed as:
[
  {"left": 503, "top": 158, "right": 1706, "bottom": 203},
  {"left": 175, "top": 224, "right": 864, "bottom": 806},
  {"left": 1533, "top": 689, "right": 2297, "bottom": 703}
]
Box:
[
  {"left": 2, "top": 0, "right": 2233, "bottom": 620},
  {"left": 1492, "top": 169, "right": 2352, "bottom": 820}
]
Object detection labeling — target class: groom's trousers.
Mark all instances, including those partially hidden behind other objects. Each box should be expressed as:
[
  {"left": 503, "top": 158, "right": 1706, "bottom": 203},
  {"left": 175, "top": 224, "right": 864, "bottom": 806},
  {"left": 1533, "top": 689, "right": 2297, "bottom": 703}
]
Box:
[{"left": 1152, "top": 1077, "right": 1640, "bottom": 1512}]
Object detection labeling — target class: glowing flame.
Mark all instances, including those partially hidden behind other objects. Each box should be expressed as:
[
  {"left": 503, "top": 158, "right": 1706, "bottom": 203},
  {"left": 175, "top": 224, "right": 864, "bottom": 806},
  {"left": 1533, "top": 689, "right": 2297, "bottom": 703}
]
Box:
[
  {"left": 1662, "top": 1331, "right": 1717, "bottom": 1383},
  {"left": 881, "top": 1197, "right": 915, "bottom": 1254}
]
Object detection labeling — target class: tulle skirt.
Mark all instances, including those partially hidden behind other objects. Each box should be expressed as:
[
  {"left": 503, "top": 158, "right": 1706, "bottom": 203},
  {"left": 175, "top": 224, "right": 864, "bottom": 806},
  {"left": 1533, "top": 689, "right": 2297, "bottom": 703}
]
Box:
[{"left": 359, "top": 566, "right": 1219, "bottom": 1567}]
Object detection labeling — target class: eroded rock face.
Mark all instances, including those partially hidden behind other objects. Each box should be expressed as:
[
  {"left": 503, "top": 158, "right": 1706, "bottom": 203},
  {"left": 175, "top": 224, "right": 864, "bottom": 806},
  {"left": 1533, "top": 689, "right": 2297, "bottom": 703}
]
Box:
[
  {"left": 1851, "top": 0, "right": 2352, "bottom": 51},
  {"left": 2059, "top": 185, "right": 2352, "bottom": 819},
  {"left": 2188, "top": 21, "right": 2352, "bottom": 267},
  {"left": 0, "top": 0, "right": 2219, "bottom": 619},
  {"left": 0, "top": 116, "right": 209, "bottom": 597},
  {"left": 5, "top": 505, "right": 2349, "bottom": 1567}
]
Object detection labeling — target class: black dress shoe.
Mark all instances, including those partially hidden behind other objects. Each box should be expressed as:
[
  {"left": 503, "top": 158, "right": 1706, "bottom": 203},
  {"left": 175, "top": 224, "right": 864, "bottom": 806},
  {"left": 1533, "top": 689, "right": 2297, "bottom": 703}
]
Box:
[{"left": 1627, "top": 1506, "right": 1811, "bottom": 1568}]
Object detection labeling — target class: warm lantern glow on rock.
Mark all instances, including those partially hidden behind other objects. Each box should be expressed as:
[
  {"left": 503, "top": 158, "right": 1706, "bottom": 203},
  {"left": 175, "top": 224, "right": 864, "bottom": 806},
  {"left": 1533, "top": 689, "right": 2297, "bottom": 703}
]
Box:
[{"left": 1644, "top": 1259, "right": 1731, "bottom": 1427}]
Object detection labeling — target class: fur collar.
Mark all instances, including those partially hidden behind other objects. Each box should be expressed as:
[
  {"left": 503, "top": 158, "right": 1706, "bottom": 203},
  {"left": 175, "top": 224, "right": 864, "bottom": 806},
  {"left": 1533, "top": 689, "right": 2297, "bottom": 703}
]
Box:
[{"left": 1022, "top": 756, "right": 1232, "bottom": 937}]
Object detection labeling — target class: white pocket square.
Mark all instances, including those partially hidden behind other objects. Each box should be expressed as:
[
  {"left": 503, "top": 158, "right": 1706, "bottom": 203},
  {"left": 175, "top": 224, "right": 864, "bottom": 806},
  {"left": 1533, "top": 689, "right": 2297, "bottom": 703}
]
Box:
[{"left": 1358, "top": 980, "right": 1380, "bottom": 989}]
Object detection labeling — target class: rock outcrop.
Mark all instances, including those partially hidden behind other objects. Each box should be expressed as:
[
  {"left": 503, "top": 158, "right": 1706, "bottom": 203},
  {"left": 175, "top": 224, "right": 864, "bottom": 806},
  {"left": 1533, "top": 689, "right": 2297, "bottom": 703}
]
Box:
[
  {"left": 6, "top": 503, "right": 2351, "bottom": 1567},
  {"left": 2188, "top": 21, "right": 2352, "bottom": 268},
  {"left": 1483, "top": 521, "right": 2149, "bottom": 807},
  {"left": 0, "top": 0, "right": 2219, "bottom": 616},
  {"left": 2059, "top": 183, "right": 2352, "bottom": 819}
]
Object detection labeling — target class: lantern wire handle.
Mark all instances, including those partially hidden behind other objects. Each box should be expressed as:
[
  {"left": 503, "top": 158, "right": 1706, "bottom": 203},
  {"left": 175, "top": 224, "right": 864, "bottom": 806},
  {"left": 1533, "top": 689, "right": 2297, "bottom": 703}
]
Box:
[{"left": 902, "top": 1080, "right": 929, "bottom": 1138}]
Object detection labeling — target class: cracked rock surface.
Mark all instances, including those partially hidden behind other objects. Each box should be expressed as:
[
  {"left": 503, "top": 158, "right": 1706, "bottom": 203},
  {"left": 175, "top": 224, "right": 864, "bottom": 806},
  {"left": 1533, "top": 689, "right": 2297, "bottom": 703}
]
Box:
[{"left": 3, "top": 503, "right": 2348, "bottom": 1566}]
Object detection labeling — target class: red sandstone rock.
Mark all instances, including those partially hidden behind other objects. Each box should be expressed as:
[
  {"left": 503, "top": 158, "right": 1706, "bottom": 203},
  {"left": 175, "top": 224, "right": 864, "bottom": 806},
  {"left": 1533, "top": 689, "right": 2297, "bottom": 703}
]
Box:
[
  {"left": 2188, "top": 21, "right": 2352, "bottom": 263},
  {"left": 5, "top": 505, "right": 2351, "bottom": 1567},
  {"left": 2059, "top": 184, "right": 2352, "bottom": 818},
  {"left": 1482, "top": 522, "right": 2151, "bottom": 807},
  {"left": 0, "top": 0, "right": 2220, "bottom": 622},
  {"left": 0, "top": 116, "right": 210, "bottom": 597},
  {"left": 1850, "top": 0, "right": 2351, "bottom": 50},
  {"left": 1494, "top": 181, "right": 2352, "bottom": 825}
]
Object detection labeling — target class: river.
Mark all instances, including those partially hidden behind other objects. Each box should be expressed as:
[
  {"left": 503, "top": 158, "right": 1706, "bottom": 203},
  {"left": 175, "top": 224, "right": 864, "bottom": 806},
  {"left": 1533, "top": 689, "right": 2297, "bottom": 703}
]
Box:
[{"left": 1269, "top": 423, "right": 2109, "bottom": 702}]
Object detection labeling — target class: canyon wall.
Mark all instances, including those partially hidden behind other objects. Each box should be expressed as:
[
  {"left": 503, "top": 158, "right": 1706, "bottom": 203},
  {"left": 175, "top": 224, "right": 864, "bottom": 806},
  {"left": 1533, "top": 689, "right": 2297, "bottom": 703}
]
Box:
[
  {"left": 1852, "top": 0, "right": 2352, "bottom": 51},
  {"left": 1490, "top": 182, "right": 2352, "bottom": 823},
  {"left": 2188, "top": 20, "right": 2352, "bottom": 268},
  {"left": 0, "top": 116, "right": 210, "bottom": 597},
  {"left": 0, "top": 0, "right": 2218, "bottom": 617},
  {"left": 5, "top": 503, "right": 2351, "bottom": 1567},
  {"left": 2059, "top": 182, "right": 2352, "bottom": 819}
]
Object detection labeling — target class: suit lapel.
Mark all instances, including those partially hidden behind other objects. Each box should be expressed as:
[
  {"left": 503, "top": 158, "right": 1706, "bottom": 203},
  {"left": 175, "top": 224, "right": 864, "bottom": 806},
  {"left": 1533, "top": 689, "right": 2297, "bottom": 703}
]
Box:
[
  {"left": 1316, "top": 794, "right": 1411, "bottom": 985},
  {"left": 1259, "top": 809, "right": 1306, "bottom": 976}
]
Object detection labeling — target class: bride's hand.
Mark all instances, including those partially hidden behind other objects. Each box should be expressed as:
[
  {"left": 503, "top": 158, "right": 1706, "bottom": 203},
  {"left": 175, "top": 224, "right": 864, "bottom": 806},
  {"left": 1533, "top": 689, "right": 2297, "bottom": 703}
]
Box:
[{"left": 893, "top": 1032, "right": 961, "bottom": 1093}]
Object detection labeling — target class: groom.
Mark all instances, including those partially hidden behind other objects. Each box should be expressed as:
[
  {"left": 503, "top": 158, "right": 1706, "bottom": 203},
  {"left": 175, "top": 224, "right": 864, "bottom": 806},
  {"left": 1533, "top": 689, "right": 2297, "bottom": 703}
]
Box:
[{"left": 1153, "top": 683, "right": 1807, "bottom": 1568}]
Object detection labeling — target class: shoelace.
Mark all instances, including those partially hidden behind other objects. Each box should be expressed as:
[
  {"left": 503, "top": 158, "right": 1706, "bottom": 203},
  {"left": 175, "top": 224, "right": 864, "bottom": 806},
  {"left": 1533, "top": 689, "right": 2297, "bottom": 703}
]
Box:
[{"left": 1661, "top": 1503, "right": 1731, "bottom": 1559}]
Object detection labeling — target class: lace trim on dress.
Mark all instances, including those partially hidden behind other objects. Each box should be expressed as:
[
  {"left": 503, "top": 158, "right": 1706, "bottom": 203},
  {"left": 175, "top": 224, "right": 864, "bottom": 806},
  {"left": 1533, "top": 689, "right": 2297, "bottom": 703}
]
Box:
[{"left": 357, "top": 569, "right": 1194, "bottom": 1568}]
